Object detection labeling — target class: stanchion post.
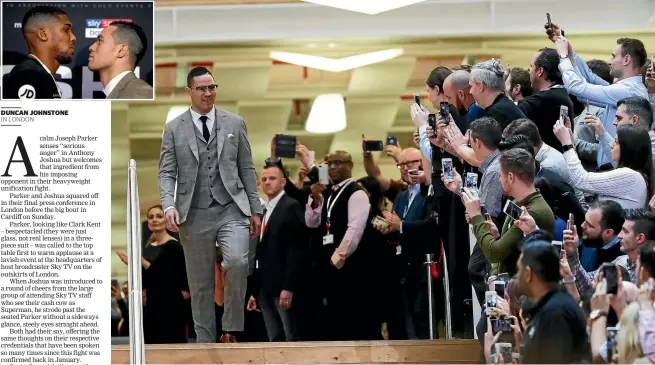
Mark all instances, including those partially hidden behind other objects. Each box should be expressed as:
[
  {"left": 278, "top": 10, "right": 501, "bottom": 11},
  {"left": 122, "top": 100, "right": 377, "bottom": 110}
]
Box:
[
  {"left": 425, "top": 253, "right": 434, "bottom": 340},
  {"left": 441, "top": 247, "right": 452, "bottom": 340},
  {"left": 127, "top": 159, "right": 145, "bottom": 365}
]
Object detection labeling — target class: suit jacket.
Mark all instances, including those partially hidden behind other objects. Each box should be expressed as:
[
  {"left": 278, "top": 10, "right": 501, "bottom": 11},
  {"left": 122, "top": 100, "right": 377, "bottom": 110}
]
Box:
[
  {"left": 107, "top": 72, "right": 153, "bottom": 99},
  {"left": 255, "top": 194, "right": 306, "bottom": 295},
  {"left": 158, "top": 107, "right": 262, "bottom": 223},
  {"left": 392, "top": 184, "right": 438, "bottom": 265}
]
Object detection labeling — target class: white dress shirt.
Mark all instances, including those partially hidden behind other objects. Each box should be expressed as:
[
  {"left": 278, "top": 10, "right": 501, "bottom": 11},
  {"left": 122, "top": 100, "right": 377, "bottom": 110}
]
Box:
[
  {"left": 189, "top": 106, "right": 216, "bottom": 136},
  {"left": 103, "top": 70, "right": 132, "bottom": 96},
  {"left": 261, "top": 190, "right": 285, "bottom": 240}
]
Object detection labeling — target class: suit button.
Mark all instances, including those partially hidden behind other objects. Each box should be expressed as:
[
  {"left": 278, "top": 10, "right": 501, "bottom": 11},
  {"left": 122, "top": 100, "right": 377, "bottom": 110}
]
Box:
[
  {"left": 208, "top": 157, "right": 210, "bottom": 160},
  {"left": 211, "top": 185, "right": 214, "bottom": 188},
  {"left": 209, "top": 167, "right": 212, "bottom": 170}
]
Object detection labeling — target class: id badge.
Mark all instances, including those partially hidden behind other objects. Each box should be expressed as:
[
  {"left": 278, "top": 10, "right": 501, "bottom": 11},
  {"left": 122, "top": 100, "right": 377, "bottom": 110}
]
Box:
[
  {"left": 323, "top": 234, "right": 334, "bottom": 245},
  {"left": 396, "top": 245, "right": 402, "bottom": 256}
]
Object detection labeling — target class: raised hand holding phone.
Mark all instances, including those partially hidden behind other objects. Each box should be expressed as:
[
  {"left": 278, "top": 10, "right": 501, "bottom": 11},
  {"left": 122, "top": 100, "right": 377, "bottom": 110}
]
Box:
[{"left": 485, "top": 213, "right": 500, "bottom": 238}]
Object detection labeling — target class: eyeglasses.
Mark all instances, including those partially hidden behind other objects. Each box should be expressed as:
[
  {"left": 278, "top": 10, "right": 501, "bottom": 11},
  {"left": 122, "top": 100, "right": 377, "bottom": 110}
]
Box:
[
  {"left": 326, "top": 160, "right": 351, "bottom": 166},
  {"left": 191, "top": 84, "right": 218, "bottom": 93},
  {"left": 396, "top": 159, "right": 421, "bottom": 169}
]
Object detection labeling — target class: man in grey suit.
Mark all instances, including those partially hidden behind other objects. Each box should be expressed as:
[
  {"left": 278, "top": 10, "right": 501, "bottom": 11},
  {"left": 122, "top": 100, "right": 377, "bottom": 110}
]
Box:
[
  {"left": 88, "top": 21, "right": 153, "bottom": 99},
  {"left": 159, "top": 67, "right": 262, "bottom": 343}
]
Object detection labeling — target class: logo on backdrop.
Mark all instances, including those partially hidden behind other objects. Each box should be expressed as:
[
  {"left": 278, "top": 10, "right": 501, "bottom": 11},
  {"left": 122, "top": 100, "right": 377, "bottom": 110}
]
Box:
[{"left": 84, "top": 18, "right": 132, "bottom": 38}]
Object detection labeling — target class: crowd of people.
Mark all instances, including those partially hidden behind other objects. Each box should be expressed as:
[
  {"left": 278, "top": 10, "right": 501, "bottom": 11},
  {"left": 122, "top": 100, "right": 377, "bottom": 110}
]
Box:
[{"left": 110, "top": 20, "right": 655, "bottom": 364}]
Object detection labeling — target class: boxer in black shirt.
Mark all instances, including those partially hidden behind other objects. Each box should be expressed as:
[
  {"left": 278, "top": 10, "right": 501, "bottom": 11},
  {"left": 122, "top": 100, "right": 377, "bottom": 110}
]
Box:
[{"left": 2, "top": 6, "right": 76, "bottom": 99}]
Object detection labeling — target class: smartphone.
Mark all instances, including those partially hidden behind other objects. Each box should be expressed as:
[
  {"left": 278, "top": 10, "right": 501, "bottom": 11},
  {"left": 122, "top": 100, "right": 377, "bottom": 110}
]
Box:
[
  {"left": 485, "top": 291, "right": 497, "bottom": 315},
  {"left": 491, "top": 319, "right": 512, "bottom": 335},
  {"left": 493, "top": 280, "right": 505, "bottom": 297},
  {"left": 408, "top": 169, "right": 419, "bottom": 176},
  {"left": 442, "top": 158, "right": 454, "bottom": 183},
  {"left": 362, "top": 140, "right": 384, "bottom": 151},
  {"left": 567, "top": 213, "right": 574, "bottom": 231},
  {"left": 428, "top": 114, "right": 437, "bottom": 136},
  {"left": 465, "top": 172, "right": 478, "bottom": 190},
  {"left": 552, "top": 241, "right": 563, "bottom": 258},
  {"left": 607, "top": 326, "right": 619, "bottom": 362},
  {"left": 503, "top": 200, "right": 522, "bottom": 220},
  {"left": 386, "top": 136, "right": 397, "bottom": 146},
  {"left": 275, "top": 134, "right": 297, "bottom": 158},
  {"left": 371, "top": 216, "right": 389, "bottom": 228},
  {"left": 318, "top": 164, "right": 329, "bottom": 185},
  {"left": 495, "top": 343, "right": 513, "bottom": 364},
  {"left": 309, "top": 150, "right": 316, "bottom": 164},
  {"left": 602, "top": 263, "right": 618, "bottom": 295},
  {"left": 560, "top": 105, "right": 569, "bottom": 124},
  {"left": 414, "top": 93, "right": 421, "bottom": 106},
  {"left": 546, "top": 12, "right": 552, "bottom": 31},
  {"left": 439, "top": 101, "right": 450, "bottom": 125}
]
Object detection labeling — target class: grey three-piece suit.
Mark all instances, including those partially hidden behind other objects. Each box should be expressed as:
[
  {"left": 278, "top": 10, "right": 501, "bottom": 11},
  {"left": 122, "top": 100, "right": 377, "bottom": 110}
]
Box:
[
  {"left": 106, "top": 71, "right": 153, "bottom": 99},
  {"left": 158, "top": 107, "right": 262, "bottom": 343}
]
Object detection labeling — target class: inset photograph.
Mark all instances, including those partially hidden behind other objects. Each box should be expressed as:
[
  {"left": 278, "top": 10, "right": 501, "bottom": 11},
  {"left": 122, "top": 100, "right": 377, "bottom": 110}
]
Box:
[{"left": 1, "top": 0, "right": 154, "bottom": 100}]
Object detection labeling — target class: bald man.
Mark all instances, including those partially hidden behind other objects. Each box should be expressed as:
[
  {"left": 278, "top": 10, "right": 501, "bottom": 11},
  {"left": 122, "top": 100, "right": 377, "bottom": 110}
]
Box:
[
  {"left": 373, "top": 147, "right": 441, "bottom": 339},
  {"left": 3, "top": 6, "right": 76, "bottom": 99},
  {"left": 443, "top": 70, "right": 485, "bottom": 123}
]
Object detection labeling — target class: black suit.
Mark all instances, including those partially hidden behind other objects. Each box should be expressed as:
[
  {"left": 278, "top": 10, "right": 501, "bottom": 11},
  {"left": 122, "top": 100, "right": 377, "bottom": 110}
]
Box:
[
  {"left": 390, "top": 184, "right": 442, "bottom": 340},
  {"left": 254, "top": 193, "right": 306, "bottom": 341},
  {"left": 3, "top": 58, "right": 61, "bottom": 99}
]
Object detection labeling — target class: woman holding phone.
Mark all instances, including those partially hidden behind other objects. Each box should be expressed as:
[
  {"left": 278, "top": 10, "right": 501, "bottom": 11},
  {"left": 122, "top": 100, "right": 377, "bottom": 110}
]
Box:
[{"left": 554, "top": 122, "right": 653, "bottom": 209}]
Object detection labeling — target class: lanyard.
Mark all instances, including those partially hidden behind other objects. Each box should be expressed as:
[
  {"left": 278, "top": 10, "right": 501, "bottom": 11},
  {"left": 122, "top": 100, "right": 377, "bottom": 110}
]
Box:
[
  {"left": 326, "top": 179, "right": 353, "bottom": 231},
  {"left": 403, "top": 188, "right": 418, "bottom": 219}
]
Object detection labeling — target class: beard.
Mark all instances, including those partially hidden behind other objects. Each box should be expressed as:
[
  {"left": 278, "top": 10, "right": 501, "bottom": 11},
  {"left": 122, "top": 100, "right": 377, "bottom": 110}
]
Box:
[{"left": 55, "top": 51, "right": 72, "bottom": 64}]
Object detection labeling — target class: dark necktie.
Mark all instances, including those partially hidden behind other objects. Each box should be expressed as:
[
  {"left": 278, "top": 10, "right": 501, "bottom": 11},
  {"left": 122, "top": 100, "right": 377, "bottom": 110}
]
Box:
[{"left": 199, "top": 115, "right": 210, "bottom": 142}]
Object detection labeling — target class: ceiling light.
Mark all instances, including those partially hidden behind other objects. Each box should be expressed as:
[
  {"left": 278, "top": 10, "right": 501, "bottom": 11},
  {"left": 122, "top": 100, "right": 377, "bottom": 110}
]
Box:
[
  {"left": 269, "top": 48, "right": 404, "bottom": 72},
  {"left": 166, "top": 106, "right": 189, "bottom": 123},
  {"left": 302, "top": 0, "right": 426, "bottom": 15},
  {"left": 306, "top": 94, "right": 346, "bottom": 134}
]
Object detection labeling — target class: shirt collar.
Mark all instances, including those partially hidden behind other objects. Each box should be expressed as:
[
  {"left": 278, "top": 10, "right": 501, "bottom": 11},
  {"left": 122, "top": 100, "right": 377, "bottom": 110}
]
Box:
[
  {"left": 28, "top": 54, "right": 61, "bottom": 97},
  {"left": 480, "top": 149, "right": 500, "bottom": 173},
  {"left": 189, "top": 106, "right": 216, "bottom": 123},
  {"left": 332, "top": 178, "right": 353, "bottom": 191},
  {"left": 103, "top": 70, "right": 132, "bottom": 96},
  {"left": 527, "top": 288, "right": 559, "bottom": 318},
  {"left": 485, "top": 93, "right": 506, "bottom": 111},
  {"left": 618, "top": 75, "right": 646, "bottom": 85},
  {"left": 515, "top": 190, "right": 542, "bottom": 206},
  {"left": 601, "top": 236, "right": 621, "bottom": 250},
  {"left": 535, "top": 143, "right": 551, "bottom": 161},
  {"left": 408, "top": 183, "right": 421, "bottom": 194},
  {"left": 265, "top": 190, "right": 285, "bottom": 211}
]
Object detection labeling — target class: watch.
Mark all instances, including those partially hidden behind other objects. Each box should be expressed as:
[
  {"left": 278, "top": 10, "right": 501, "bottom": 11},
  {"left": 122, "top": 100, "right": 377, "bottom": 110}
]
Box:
[
  {"left": 590, "top": 309, "right": 607, "bottom": 321},
  {"left": 562, "top": 144, "right": 574, "bottom": 152},
  {"left": 559, "top": 53, "right": 569, "bottom": 60}
]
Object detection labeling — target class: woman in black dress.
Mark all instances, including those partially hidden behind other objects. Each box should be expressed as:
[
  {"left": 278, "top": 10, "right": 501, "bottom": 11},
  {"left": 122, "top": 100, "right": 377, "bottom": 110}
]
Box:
[{"left": 116, "top": 205, "right": 190, "bottom": 344}]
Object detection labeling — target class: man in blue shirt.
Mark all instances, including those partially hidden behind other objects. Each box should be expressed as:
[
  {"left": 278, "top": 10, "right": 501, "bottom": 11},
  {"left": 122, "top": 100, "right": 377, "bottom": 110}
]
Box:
[{"left": 549, "top": 24, "right": 649, "bottom": 168}]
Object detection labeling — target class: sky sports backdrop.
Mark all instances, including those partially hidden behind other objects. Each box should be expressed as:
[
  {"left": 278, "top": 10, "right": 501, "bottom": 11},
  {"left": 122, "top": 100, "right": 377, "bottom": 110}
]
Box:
[{"left": 1, "top": 1, "right": 154, "bottom": 99}]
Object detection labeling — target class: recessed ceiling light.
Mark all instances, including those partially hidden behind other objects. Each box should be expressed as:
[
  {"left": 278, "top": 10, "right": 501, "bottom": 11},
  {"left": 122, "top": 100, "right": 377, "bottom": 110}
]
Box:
[
  {"left": 306, "top": 94, "right": 346, "bottom": 134},
  {"left": 269, "top": 48, "right": 404, "bottom": 72},
  {"left": 302, "top": 0, "right": 427, "bottom": 15},
  {"left": 328, "top": 43, "right": 336, "bottom": 48}
]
